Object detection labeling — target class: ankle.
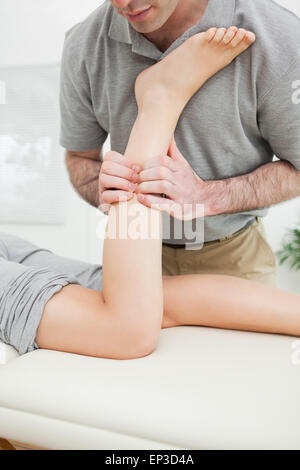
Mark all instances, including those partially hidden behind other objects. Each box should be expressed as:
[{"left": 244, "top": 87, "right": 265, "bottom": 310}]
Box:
[
  {"left": 136, "top": 84, "right": 170, "bottom": 109},
  {"left": 138, "top": 89, "right": 186, "bottom": 127}
]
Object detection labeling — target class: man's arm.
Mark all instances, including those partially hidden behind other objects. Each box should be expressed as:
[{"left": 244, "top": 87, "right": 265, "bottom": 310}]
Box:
[
  {"left": 66, "top": 148, "right": 141, "bottom": 213},
  {"left": 134, "top": 139, "right": 300, "bottom": 220},
  {"left": 65, "top": 148, "right": 103, "bottom": 208},
  {"left": 208, "top": 160, "right": 300, "bottom": 216}
]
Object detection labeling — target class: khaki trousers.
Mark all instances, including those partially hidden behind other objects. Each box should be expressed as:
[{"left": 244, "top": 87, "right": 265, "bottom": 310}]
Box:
[{"left": 162, "top": 217, "right": 277, "bottom": 287}]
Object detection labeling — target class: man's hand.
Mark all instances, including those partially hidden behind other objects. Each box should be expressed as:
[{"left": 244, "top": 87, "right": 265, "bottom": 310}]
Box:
[
  {"left": 135, "top": 137, "right": 216, "bottom": 220},
  {"left": 99, "top": 151, "right": 142, "bottom": 215}
]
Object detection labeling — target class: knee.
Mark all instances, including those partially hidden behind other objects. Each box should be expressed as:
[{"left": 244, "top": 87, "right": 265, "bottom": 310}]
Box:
[
  {"left": 119, "top": 319, "right": 161, "bottom": 360},
  {"left": 129, "top": 305, "right": 163, "bottom": 358},
  {"left": 131, "top": 329, "right": 160, "bottom": 359},
  {"left": 116, "top": 320, "right": 160, "bottom": 359},
  {"left": 112, "top": 335, "right": 158, "bottom": 360},
  {"left": 106, "top": 302, "right": 162, "bottom": 360}
]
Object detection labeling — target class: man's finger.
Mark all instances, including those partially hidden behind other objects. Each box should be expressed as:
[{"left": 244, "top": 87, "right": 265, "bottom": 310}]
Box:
[
  {"left": 143, "top": 155, "right": 177, "bottom": 172},
  {"left": 137, "top": 194, "right": 184, "bottom": 219},
  {"left": 102, "top": 190, "right": 134, "bottom": 204},
  {"left": 102, "top": 160, "right": 138, "bottom": 181},
  {"left": 167, "top": 135, "right": 175, "bottom": 156},
  {"left": 99, "top": 202, "right": 111, "bottom": 215},
  {"left": 138, "top": 166, "right": 174, "bottom": 183},
  {"left": 99, "top": 173, "right": 138, "bottom": 192},
  {"left": 103, "top": 150, "right": 142, "bottom": 172},
  {"left": 168, "top": 137, "right": 188, "bottom": 164},
  {"left": 136, "top": 180, "right": 175, "bottom": 198}
]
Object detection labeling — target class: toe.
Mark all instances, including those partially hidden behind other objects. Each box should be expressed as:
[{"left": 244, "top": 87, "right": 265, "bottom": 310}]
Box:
[
  {"left": 213, "top": 27, "right": 227, "bottom": 43},
  {"left": 222, "top": 26, "right": 238, "bottom": 44},
  {"left": 203, "top": 27, "right": 218, "bottom": 42},
  {"left": 230, "top": 28, "right": 247, "bottom": 47},
  {"left": 244, "top": 30, "right": 256, "bottom": 45}
]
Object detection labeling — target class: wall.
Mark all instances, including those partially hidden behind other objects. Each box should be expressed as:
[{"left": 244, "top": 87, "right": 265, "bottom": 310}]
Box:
[
  {"left": 0, "top": 0, "right": 107, "bottom": 263},
  {"left": 0, "top": 0, "right": 299, "bottom": 291},
  {"left": 258, "top": 0, "right": 300, "bottom": 293}
]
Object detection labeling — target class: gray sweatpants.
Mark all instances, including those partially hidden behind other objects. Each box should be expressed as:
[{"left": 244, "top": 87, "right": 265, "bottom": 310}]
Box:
[{"left": 0, "top": 232, "right": 103, "bottom": 355}]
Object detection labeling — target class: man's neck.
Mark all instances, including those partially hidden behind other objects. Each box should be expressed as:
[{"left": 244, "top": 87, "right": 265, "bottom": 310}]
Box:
[{"left": 143, "top": 0, "right": 209, "bottom": 53}]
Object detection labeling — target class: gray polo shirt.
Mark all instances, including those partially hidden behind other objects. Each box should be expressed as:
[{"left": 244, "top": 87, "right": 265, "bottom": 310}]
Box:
[{"left": 59, "top": 0, "right": 300, "bottom": 244}]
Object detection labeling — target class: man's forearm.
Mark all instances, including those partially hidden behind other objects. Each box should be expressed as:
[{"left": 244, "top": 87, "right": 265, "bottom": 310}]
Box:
[
  {"left": 208, "top": 160, "right": 300, "bottom": 216},
  {"left": 66, "top": 153, "right": 101, "bottom": 208}
]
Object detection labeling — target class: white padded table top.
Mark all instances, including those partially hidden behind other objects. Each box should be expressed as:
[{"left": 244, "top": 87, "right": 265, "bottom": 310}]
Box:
[
  {"left": 0, "top": 341, "right": 19, "bottom": 364},
  {"left": 0, "top": 327, "right": 299, "bottom": 450}
]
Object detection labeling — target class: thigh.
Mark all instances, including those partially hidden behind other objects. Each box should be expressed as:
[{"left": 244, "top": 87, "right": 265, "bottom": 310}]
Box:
[
  {"left": 174, "top": 219, "right": 277, "bottom": 287},
  {"left": 0, "top": 256, "right": 134, "bottom": 359},
  {"left": 0, "top": 237, "right": 143, "bottom": 359},
  {"left": 35, "top": 283, "right": 124, "bottom": 359}
]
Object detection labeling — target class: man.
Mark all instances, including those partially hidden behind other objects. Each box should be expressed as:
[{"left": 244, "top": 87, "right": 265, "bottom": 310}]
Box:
[{"left": 60, "top": 0, "right": 300, "bottom": 287}]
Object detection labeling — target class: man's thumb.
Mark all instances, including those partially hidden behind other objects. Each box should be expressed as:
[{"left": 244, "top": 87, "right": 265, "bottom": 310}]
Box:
[{"left": 168, "top": 136, "right": 184, "bottom": 161}]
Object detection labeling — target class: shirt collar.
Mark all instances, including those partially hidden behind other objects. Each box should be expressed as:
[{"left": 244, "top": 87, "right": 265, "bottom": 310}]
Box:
[
  {"left": 108, "top": 5, "right": 132, "bottom": 44},
  {"left": 108, "top": 0, "right": 236, "bottom": 61}
]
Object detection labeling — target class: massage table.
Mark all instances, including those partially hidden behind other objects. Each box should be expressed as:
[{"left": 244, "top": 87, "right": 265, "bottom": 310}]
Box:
[{"left": 0, "top": 324, "right": 300, "bottom": 450}]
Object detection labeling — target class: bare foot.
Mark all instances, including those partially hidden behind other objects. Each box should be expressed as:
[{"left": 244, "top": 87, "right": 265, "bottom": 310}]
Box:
[{"left": 135, "top": 26, "right": 255, "bottom": 110}]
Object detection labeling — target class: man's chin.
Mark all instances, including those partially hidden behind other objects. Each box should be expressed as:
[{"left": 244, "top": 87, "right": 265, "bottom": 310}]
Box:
[{"left": 129, "top": 21, "right": 160, "bottom": 34}]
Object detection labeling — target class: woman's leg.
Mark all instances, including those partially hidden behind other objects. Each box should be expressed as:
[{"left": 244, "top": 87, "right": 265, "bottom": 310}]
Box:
[
  {"left": 161, "top": 274, "right": 300, "bottom": 337},
  {"left": 100, "top": 27, "right": 256, "bottom": 339},
  {"left": 33, "top": 27, "right": 255, "bottom": 359}
]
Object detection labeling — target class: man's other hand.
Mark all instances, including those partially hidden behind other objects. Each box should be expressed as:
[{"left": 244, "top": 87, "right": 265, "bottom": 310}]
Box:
[
  {"left": 99, "top": 151, "right": 142, "bottom": 215},
  {"left": 135, "top": 137, "right": 212, "bottom": 220}
]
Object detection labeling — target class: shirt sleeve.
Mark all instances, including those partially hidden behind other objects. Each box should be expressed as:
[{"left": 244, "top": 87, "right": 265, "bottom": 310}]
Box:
[
  {"left": 257, "top": 60, "right": 300, "bottom": 171},
  {"left": 59, "top": 38, "right": 108, "bottom": 152}
]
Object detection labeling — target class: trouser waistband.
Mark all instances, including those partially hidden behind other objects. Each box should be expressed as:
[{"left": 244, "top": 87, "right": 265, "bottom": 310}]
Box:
[{"left": 162, "top": 217, "right": 257, "bottom": 249}]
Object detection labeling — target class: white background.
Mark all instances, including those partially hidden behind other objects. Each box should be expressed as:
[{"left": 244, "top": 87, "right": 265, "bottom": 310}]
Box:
[{"left": 0, "top": 0, "right": 299, "bottom": 292}]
